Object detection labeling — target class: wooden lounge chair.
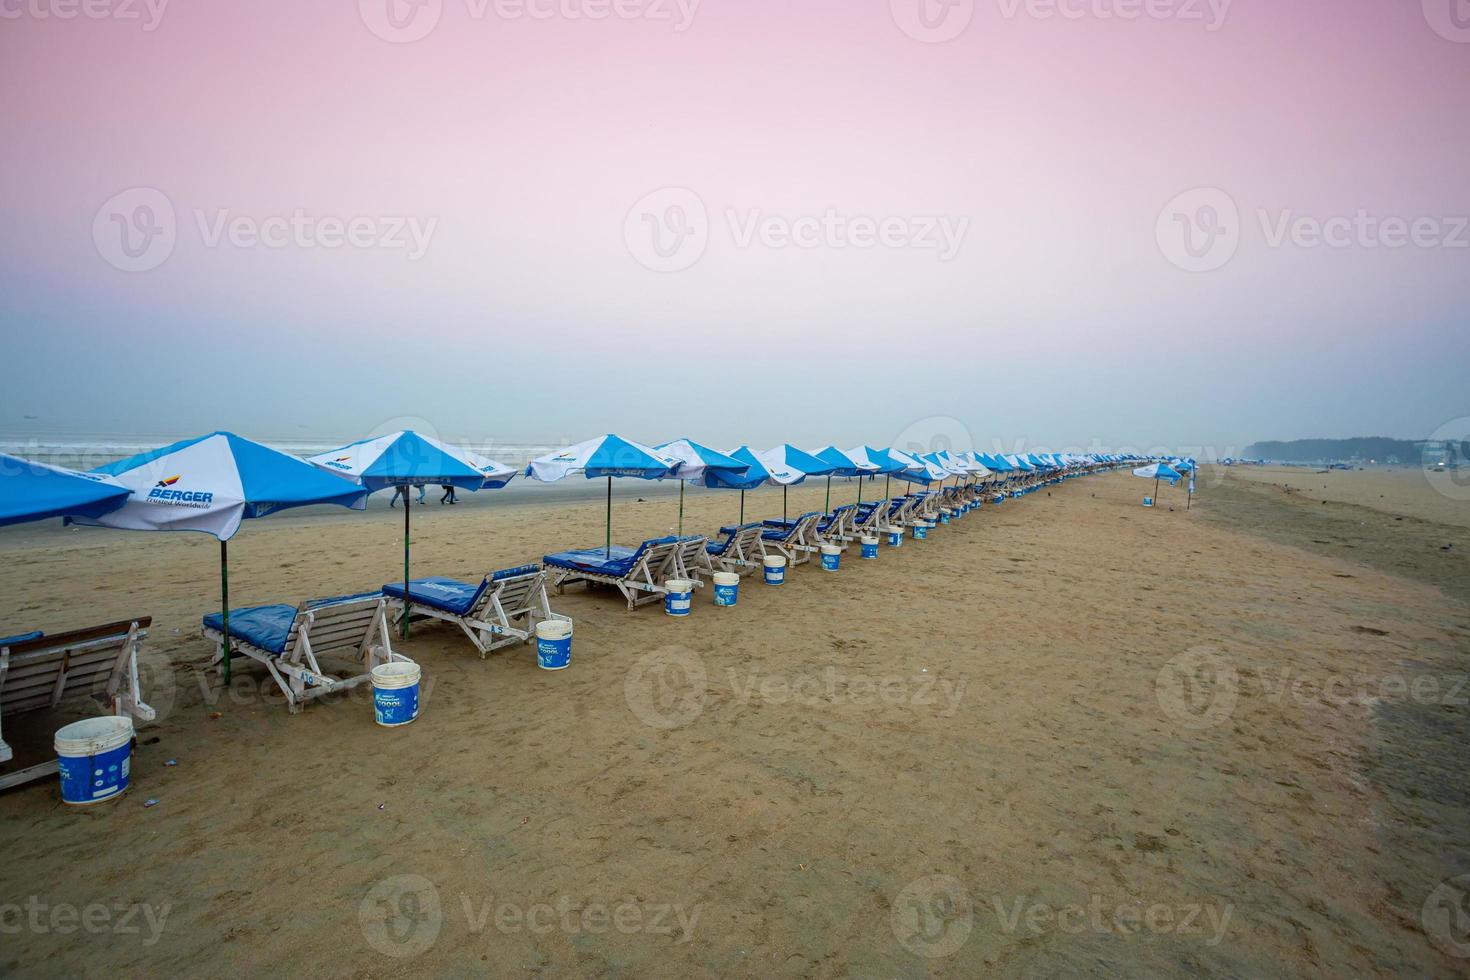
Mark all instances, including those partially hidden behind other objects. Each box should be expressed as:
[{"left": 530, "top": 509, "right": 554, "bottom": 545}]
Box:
[
  {"left": 672, "top": 535, "right": 715, "bottom": 583},
  {"left": 543, "top": 536, "right": 684, "bottom": 611},
  {"left": 760, "top": 512, "right": 823, "bottom": 567},
  {"left": 706, "top": 523, "right": 767, "bottom": 576},
  {"left": 202, "top": 594, "right": 407, "bottom": 714},
  {"left": 0, "top": 619, "right": 155, "bottom": 790},
  {"left": 382, "top": 564, "right": 569, "bottom": 658}
]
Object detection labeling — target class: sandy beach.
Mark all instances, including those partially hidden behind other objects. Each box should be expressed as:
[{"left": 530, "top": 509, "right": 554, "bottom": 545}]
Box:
[{"left": 1, "top": 467, "right": 1467, "bottom": 976}]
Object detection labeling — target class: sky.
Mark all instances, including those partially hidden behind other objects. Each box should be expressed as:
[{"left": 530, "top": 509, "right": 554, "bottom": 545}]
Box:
[{"left": 0, "top": 0, "right": 1466, "bottom": 460}]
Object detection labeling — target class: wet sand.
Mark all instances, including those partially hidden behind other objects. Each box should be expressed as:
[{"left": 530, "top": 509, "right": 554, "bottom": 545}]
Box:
[{"left": 1, "top": 469, "right": 1467, "bottom": 976}]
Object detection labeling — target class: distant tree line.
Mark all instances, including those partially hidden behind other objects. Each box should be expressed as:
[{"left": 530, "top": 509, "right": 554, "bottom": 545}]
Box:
[{"left": 1243, "top": 437, "right": 1435, "bottom": 463}]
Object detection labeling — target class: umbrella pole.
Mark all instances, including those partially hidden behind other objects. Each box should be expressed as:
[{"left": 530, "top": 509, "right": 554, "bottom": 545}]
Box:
[
  {"left": 857, "top": 475, "right": 863, "bottom": 507},
  {"left": 783, "top": 484, "right": 788, "bottom": 522},
  {"left": 739, "top": 489, "right": 745, "bottom": 525},
  {"left": 402, "top": 491, "right": 411, "bottom": 638},
  {"left": 606, "top": 476, "right": 612, "bottom": 556},
  {"left": 678, "top": 479, "right": 685, "bottom": 536},
  {"left": 220, "top": 540, "right": 230, "bottom": 684},
  {"left": 1153, "top": 476, "right": 1160, "bottom": 505}
]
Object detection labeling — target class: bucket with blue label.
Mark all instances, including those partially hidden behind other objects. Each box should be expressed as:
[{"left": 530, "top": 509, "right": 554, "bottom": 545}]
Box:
[
  {"left": 763, "top": 555, "right": 787, "bottom": 585},
  {"left": 535, "top": 619, "right": 572, "bottom": 669},
  {"left": 860, "top": 536, "right": 879, "bottom": 559},
  {"left": 55, "top": 716, "right": 133, "bottom": 806},
  {"left": 372, "top": 661, "right": 422, "bottom": 727},
  {"left": 820, "top": 544, "right": 842, "bottom": 572},
  {"left": 713, "top": 571, "right": 739, "bottom": 607},
  {"left": 664, "top": 579, "right": 693, "bottom": 617}
]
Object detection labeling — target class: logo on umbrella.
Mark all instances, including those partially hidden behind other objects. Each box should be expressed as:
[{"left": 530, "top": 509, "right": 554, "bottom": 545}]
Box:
[{"left": 155, "top": 475, "right": 181, "bottom": 488}]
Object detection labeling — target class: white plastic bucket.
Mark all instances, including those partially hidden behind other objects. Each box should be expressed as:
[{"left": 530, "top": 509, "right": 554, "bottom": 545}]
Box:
[
  {"left": 372, "top": 661, "right": 422, "bottom": 727},
  {"left": 913, "top": 522, "right": 930, "bottom": 540},
  {"left": 535, "top": 619, "right": 572, "bottom": 669},
  {"left": 820, "top": 543, "right": 842, "bottom": 572},
  {"left": 860, "top": 536, "right": 878, "bottom": 559},
  {"left": 763, "top": 554, "right": 786, "bottom": 585},
  {"left": 665, "top": 579, "right": 693, "bottom": 617},
  {"left": 713, "top": 571, "right": 740, "bottom": 607},
  {"left": 939, "top": 509, "right": 952, "bottom": 524},
  {"left": 1143, "top": 496, "right": 1154, "bottom": 507},
  {"left": 55, "top": 716, "right": 133, "bottom": 806},
  {"left": 886, "top": 529, "right": 903, "bottom": 548}
]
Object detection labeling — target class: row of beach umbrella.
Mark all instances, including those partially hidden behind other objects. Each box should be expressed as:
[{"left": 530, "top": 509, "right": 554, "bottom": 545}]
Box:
[{"left": 0, "top": 430, "right": 1141, "bottom": 676}]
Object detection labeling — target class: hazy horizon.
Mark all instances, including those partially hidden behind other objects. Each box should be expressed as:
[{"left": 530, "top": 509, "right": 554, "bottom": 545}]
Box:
[{"left": 2, "top": 0, "right": 1466, "bottom": 456}]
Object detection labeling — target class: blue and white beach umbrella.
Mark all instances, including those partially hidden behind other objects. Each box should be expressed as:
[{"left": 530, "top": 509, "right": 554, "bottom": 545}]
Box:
[
  {"left": 309, "top": 430, "right": 517, "bottom": 636},
  {"left": 0, "top": 454, "right": 130, "bottom": 528},
  {"left": 1133, "top": 462, "right": 1183, "bottom": 505},
  {"left": 308, "top": 430, "right": 517, "bottom": 491},
  {"left": 527, "top": 434, "right": 680, "bottom": 555},
  {"left": 887, "top": 449, "right": 946, "bottom": 485},
  {"left": 79, "top": 431, "right": 370, "bottom": 680},
  {"left": 753, "top": 445, "right": 835, "bottom": 521},
  {"left": 655, "top": 439, "right": 750, "bottom": 534},
  {"left": 812, "top": 446, "right": 880, "bottom": 512},
  {"left": 722, "top": 447, "right": 776, "bottom": 524}
]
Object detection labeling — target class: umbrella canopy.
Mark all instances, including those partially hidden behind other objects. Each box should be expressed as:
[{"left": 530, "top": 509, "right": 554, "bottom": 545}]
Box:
[
  {"left": 888, "top": 449, "right": 946, "bottom": 485},
  {"left": 654, "top": 439, "right": 750, "bottom": 487},
  {"left": 308, "top": 430, "right": 515, "bottom": 491},
  {"left": 527, "top": 435, "right": 679, "bottom": 555},
  {"left": 812, "top": 446, "right": 878, "bottom": 478},
  {"left": 655, "top": 439, "right": 750, "bottom": 535},
  {"left": 752, "top": 445, "right": 835, "bottom": 485},
  {"left": 844, "top": 446, "right": 908, "bottom": 474},
  {"left": 310, "top": 430, "right": 515, "bottom": 639},
  {"left": 749, "top": 445, "right": 834, "bottom": 522},
  {"left": 83, "top": 431, "right": 367, "bottom": 540},
  {"left": 721, "top": 447, "right": 775, "bottom": 490},
  {"left": 925, "top": 451, "right": 970, "bottom": 477},
  {"left": 526, "top": 434, "right": 678, "bottom": 483},
  {"left": 1133, "top": 463, "right": 1184, "bottom": 484},
  {"left": 0, "top": 454, "right": 131, "bottom": 528},
  {"left": 77, "top": 431, "right": 370, "bottom": 682}
]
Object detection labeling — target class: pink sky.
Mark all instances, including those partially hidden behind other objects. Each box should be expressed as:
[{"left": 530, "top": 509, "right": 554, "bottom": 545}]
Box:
[{"left": 1, "top": 0, "right": 1466, "bottom": 453}]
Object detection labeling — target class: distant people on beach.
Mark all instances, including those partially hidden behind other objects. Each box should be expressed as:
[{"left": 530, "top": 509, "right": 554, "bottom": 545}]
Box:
[
  {"left": 389, "top": 485, "right": 429, "bottom": 507},
  {"left": 440, "top": 484, "right": 457, "bottom": 504}
]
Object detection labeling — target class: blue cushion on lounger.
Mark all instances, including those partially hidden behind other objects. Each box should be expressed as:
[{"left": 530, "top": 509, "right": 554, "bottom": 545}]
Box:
[
  {"left": 383, "top": 576, "right": 488, "bottom": 617},
  {"left": 0, "top": 631, "right": 43, "bottom": 647},
  {"left": 492, "top": 564, "right": 540, "bottom": 582},
  {"left": 203, "top": 593, "right": 380, "bottom": 654},
  {"left": 543, "top": 537, "right": 677, "bottom": 578},
  {"left": 202, "top": 605, "right": 298, "bottom": 654}
]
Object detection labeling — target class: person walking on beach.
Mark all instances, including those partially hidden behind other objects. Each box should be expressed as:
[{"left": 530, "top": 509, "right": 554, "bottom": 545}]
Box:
[
  {"left": 390, "top": 485, "right": 408, "bottom": 508},
  {"left": 415, "top": 484, "right": 427, "bottom": 504},
  {"left": 440, "top": 484, "right": 457, "bottom": 504}
]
